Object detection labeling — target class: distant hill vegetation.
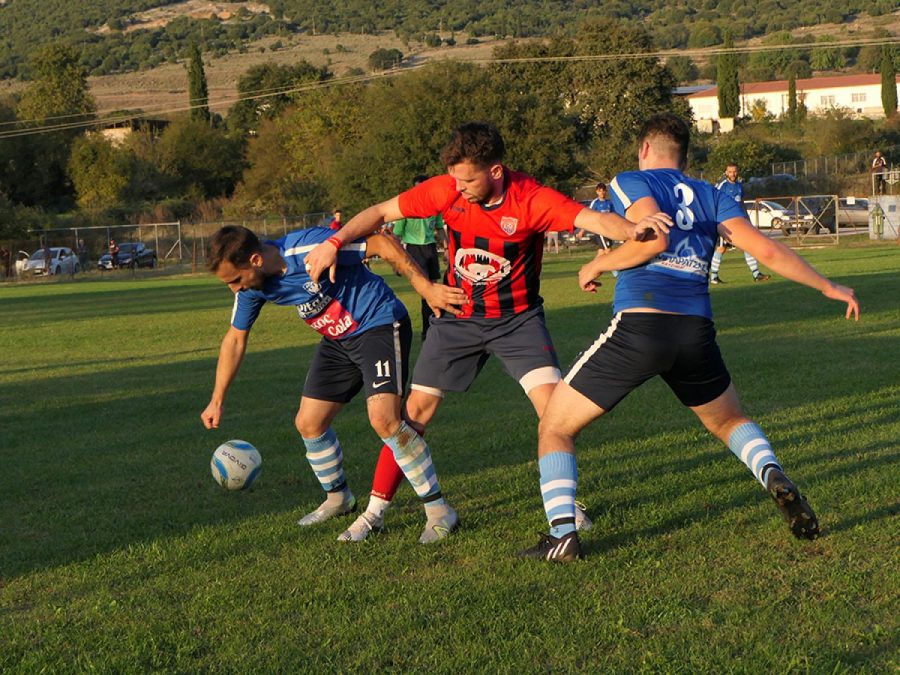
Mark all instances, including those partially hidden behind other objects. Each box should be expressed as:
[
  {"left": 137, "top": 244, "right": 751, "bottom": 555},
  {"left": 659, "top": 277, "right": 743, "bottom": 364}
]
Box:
[{"left": 0, "top": 0, "right": 893, "bottom": 79}]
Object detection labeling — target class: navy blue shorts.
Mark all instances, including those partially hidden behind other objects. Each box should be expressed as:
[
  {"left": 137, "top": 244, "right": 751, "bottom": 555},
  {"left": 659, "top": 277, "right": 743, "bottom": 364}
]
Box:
[
  {"left": 564, "top": 312, "right": 731, "bottom": 411},
  {"left": 303, "top": 315, "right": 412, "bottom": 403}
]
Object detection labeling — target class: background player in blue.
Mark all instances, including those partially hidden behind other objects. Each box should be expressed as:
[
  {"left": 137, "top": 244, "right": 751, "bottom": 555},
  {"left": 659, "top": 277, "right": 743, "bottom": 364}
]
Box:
[
  {"left": 522, "top": 113, "right": 859, "bottom": 561},
  {"left": 709, "top": 163, "right": 770, "bottom": 284},
  {"left": 200, "top": 225, "right": 467, "bottom": 543}
]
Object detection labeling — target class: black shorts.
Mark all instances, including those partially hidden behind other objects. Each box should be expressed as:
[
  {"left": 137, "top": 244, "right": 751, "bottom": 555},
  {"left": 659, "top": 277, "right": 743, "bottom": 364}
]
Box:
[
  {"left": 412, "top": 305, "right": 560, "bottom": 394},
  {"left": 303, "top": 316, "right": 412, "bottom": 403},
  {"left": 564, "top": 312, "right": 731, "bottom": 411},
  {"left": 405, "top": 243, "right": 441, "bottom": 282}
]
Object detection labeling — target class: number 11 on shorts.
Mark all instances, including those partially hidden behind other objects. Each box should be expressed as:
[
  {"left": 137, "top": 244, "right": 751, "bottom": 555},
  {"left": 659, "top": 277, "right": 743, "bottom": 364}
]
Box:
[{"left": 375, "top": 360, "right": 391, "bottom": 378}]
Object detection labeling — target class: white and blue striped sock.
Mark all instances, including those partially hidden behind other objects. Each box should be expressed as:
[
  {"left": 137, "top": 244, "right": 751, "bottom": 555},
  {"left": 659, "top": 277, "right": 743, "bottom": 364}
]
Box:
[
  {"left": 728, "top": 422, "right": 782, "bottom": 487},
  {"left": 303, "top": 429, "right": 347, "bottom": 494},
  {"left": 540, "top": 452, "right": 578, "bottom": 538},
  {"left": 744, "top": 252, "right": 761, "bottom": 277},
  {"left": 382, "top": 421, "right": 445, "bottom": 507},
  {"left": 710, "top": 250, "right": 723, "bottom": 278}
]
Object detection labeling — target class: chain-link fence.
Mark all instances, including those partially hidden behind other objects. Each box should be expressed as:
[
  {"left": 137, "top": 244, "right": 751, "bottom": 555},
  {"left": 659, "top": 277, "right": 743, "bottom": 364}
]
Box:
[
  {"left": 771, "top": 144, "right": 900, "bottom": 194},
  {"left": 0, "top": 214, "right": 331, "bottom": 283}
]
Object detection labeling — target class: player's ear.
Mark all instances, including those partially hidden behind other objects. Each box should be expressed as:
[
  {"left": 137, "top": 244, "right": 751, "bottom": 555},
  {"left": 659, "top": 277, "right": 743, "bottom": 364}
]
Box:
[
  {"left": 249, "top": 252, "right": 264, "bottom": 269},
  {"left": 489, "top": 163, "right": 503, "bottom": 180}
]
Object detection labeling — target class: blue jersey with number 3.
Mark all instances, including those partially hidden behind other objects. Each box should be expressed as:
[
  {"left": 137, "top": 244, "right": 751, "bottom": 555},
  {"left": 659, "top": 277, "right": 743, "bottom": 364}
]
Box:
[{"left": 609, "top": 169, "right": 745, "bottom": 318}]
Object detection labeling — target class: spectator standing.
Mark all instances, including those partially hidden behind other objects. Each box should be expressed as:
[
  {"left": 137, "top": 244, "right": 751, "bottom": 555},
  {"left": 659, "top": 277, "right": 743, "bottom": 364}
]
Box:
[
  {"left": 109, "top": 239, "right": 120, "bottom": 269},
  {"left": 0, "top": 247, "right": 10, "bottom": 280},
  {"left": 77, "top": 239, "right": 88, "bottom": 272},
  {"left": 871, "top": 150, "right": 888, "bottom": 195},
  {"left": 329, "top": 208, "right": 343, "bottom": 231},
  {"left": 389, "top": 175, "right": 447, "bottom": 340}
]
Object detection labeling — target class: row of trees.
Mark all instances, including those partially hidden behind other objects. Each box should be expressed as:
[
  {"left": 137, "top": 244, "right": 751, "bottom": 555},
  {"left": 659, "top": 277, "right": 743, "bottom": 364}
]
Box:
[{"left": 0, "top": 0, "right": 893, "bottom": 79}]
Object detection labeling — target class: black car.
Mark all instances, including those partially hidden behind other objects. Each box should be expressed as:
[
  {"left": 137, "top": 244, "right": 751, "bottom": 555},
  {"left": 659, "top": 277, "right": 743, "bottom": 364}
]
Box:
[{"left": 98, "top": 242, "right": 158, "bottom": 270}]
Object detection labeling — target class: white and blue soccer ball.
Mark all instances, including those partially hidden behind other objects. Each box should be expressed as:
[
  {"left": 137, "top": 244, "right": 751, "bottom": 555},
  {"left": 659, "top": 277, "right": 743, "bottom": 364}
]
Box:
[{"left": 211, "top": 440, "right": 262, "bottom": 491}]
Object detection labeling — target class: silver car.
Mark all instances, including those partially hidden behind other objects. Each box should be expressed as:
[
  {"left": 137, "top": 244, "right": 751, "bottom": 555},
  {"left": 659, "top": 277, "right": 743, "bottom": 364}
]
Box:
[{"left": 23, "top": 247, "right": 80, "bottom": 276}]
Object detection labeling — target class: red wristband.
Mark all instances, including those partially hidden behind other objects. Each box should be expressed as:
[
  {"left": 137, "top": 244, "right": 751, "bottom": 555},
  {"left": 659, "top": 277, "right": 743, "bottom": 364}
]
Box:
[{"left": 326, "top": 236, "right": 343, "bottom": 250}]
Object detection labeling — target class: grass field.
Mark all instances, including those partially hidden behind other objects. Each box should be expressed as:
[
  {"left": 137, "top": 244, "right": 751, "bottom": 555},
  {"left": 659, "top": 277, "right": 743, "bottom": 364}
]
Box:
[{"left": 1, "top": 242, "right": 898, "bottom": 672}]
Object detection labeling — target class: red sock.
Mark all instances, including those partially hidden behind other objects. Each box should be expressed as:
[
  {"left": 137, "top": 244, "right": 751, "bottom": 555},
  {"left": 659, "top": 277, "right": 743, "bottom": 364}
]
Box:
[{"left": 370, "top": 444, "right": 405, "bottom": 500}]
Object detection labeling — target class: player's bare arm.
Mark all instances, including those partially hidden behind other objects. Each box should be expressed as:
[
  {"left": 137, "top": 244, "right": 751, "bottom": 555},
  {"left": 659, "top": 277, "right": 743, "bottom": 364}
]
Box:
[
  {"left": 305, "top": 197, "right": 405, "bottom": 283},
  {"left": 201, "top": 325, "right": 250, "bottom": 429},
  {"left": 364, "top": 232, "right": 466, "bottom": 317},
  {"left": 721, "top": 216, "right": 860, "bottom": 320},
  {"left": 574, "top": 206, "right": 672, "bottom": 242},
  {"left": 578, "top": 236, "right": 669, "bottom": 293}
]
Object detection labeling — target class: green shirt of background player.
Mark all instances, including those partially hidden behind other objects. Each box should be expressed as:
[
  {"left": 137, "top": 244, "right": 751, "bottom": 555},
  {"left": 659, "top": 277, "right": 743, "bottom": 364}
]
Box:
[{"left": 387, "top": 175, "right": 448, "bottom": 340}]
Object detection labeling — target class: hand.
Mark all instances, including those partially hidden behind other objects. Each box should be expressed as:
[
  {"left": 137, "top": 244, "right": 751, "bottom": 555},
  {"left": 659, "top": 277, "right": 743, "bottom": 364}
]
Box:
[
  {"left": 423, "top": 282, "right": 468, "bottom": 317},
  {"left": 304, "top": 241, "right": 338, "bottom": 283},
  {"left": 822, "top": 283, "right": 860, "bottom": 321},
  {"left": 200, "top": 400, "right": 223, "bottom": 429},
  {"left": 631, "top": 212, "right": 672, "bottom": 241},
  {"left": 578, "top": 261, "right": 602, "bottom": 293}
]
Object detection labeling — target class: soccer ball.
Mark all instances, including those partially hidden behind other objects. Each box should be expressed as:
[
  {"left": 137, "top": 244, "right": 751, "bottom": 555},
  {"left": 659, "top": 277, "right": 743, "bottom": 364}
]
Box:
[{"left": 211, "top": 440, "right": 262, "bottom": 490}]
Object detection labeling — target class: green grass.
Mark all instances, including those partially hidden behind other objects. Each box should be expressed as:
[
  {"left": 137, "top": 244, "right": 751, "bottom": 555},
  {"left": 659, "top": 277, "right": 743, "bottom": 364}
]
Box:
[{"left": 1, "top": 242, "right": 898, "bottom": 672}]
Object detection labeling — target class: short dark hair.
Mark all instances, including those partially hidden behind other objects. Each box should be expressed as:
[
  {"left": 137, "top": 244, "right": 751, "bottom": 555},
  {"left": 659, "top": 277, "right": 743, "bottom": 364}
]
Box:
[
  {"left": 207, "top": 225, "right": 261, "bottom": 272},
  {"left": 440, "top": 122, "right": 505, "bottom": 168},
  {"left": 596, "top": 182, "right": 607, "bottom": 190},
  {"left": 413, "top": 174, "right": 428, "bottom": 185},
  {"left": 638, "top": 113, "right": 690, "bottom": 169}
]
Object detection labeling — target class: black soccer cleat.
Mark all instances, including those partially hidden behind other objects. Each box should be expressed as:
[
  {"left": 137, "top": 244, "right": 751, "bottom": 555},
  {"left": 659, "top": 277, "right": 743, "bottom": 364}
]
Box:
[
  {"left": 754, "top": 273, "right": 771, "bottom": 282},
  {"left": 710, "top": 276, "right": 725, "bottom": 285},
  {"left": 517, "top": 531, "right": 583, "bottom": 562},
  {"left": 765, "top": 469, "right": 820, "bottom": 540}
]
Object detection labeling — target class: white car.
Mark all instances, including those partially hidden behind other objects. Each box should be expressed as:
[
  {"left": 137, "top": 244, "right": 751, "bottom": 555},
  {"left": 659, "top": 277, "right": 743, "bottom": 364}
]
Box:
[
  {"left": 743, "top": 200, "right": 809, "bottom": 234},
  {"left": 23, "top": 247, "right": 79, "bottom": 276},
  {"left": 837, "top": 198, "right": 869, "bottom": 227}
]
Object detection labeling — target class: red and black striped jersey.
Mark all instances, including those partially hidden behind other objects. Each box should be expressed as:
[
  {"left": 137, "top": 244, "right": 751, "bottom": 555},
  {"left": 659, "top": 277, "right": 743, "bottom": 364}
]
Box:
[{"left": 398, "top": 169, "right": 583, "bottom": 319}]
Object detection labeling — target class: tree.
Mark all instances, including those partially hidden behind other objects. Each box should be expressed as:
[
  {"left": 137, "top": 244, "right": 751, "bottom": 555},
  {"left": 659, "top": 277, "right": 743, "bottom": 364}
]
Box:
[
  {"left": 158, "top": 118, "right": 243, "bottom": 198},
  {"left": 17, "top": 43, "right": 95, "bottom": 122},
  {"left": 881, "top": 49, "right": 897, "bottom": 118},
  {"left": 368, "top": 48, "right": 403, "bottom": 72},
  {"left": 717, "top": 33, "right": 740, "bottom": 119},
  {"left": 67, "top": 135, "right": 133, "bottom": 213},
  {"left": 187, "top": 44, "right": 210, "bottom": 123},
  {"left": 787, "top": 71, "right": 797, "bottom": 122}
]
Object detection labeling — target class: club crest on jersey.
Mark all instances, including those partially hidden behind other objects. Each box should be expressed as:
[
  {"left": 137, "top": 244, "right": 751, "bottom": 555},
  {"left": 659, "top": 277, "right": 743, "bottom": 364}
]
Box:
[
  {"left": 499, "top": 216, "right": 518, "bottom": 235},
  {"left": 303, "top": 280, "right": 321, "bottom": 294},
  {"left": 454, "top": 248, "right": 511, "bottom": 285}
]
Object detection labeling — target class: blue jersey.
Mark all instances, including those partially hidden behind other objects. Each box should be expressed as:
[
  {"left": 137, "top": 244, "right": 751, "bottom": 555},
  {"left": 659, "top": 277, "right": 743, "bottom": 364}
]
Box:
[
  {"left": 715, "top": 177, "right": 743, "bottom": 204},
  {"left": 230, "top": 228, "right": 407, "bottom": 340},
  {"left": 588, "top": 197, "right": 613, "bottom": 213},
  {"left": 609, "top": 169, "right": 745, "bottom": 318}
]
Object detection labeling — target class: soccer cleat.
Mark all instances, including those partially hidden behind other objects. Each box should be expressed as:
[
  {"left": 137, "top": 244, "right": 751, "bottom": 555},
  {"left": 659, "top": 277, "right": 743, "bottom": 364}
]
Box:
[
  {"left": 418, "top": 506, "right": 459, "bottom": 544},
  {"left": 337, "top": 511, "right": 384, "bottom": 542},
  {"left": 765, "top": 469, "right": 819, "bottom": 540},
  {"left": 754, "top": 273, "right": 771, "bottom": 282},
  {"left": 297, "top": 494, "right": 357, "bottom": 527},
  {"left": 710, "top": 276, "right": 724, "bottom": 285},
  {"left": 517, "top": 531, "right": 583, "bottom": 562},
  {"left": 574, "top": 501, "right": 593, "bottom": 532}
]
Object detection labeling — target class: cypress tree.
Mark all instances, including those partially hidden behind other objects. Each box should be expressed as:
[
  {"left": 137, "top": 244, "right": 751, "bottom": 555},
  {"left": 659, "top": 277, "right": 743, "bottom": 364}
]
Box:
[
  {"left": 881, "top": 49, "right": 897, "bottom": 118},
  {"left": 787, "top": 71, "right": 797, "bottom": 122},
  {"left": 717, "top": 33, "right": 740, "bottom": 119},
  {"left": 187, "top": 44, "right": 210, "bottom": 123}
]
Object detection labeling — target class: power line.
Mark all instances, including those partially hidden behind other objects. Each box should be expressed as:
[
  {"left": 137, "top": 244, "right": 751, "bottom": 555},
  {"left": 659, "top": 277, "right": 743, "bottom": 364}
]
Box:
[{"left": 0, "top": 35, "right": 896, "bottom": 139}]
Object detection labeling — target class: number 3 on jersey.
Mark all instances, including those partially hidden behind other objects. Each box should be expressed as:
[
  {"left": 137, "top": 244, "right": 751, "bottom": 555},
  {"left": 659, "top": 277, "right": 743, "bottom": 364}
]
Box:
[{"left": 674, "top": 183, "right": 695, "bottom": 231}]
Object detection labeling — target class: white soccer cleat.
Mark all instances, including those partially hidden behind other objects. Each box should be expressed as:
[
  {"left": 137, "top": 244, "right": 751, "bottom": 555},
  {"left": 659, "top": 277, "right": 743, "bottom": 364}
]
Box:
[
  {"left": 337, "top": 512, "right": 384, "bottom": 542},
  {"left": 297, "top": 495, "right": 357, "bottom": 527},
  {"left": 418, "top": 506, "right": 459, "bottom": 544},
  {"left": 574, "top": 501, "right": 593, "bottom": 532}
]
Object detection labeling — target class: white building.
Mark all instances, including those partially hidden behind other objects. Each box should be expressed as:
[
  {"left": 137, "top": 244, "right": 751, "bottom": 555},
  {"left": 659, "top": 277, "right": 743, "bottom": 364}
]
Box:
[{"left": 687, "top": 73, "right": 900, "bottom": 124}]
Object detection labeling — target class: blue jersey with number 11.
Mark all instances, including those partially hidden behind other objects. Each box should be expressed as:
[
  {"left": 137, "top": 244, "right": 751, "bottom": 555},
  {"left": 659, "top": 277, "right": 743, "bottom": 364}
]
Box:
[{"left": 609, "top": 169, "right": 745, "bottom": 318}]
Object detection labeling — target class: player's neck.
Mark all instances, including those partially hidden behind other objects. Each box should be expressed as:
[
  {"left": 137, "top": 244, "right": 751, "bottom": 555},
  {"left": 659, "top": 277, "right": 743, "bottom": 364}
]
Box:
[
  {"left": 260, "top": 244, "right": 285, "bottom": 276},
  {"left": 483, "top": 167, "right": 507, "bottom": 206}
]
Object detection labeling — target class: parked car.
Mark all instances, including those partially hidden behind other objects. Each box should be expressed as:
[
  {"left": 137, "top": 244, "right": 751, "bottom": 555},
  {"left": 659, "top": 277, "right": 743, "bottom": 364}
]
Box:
[
  {"left": 23, "top": 247, "right": 79, "bottom": 276},
  {"left": 837, "top": 197, "right": 869, "bottom": 227},
  {"left": 743, "top": 200, "right": 813, "bottom": 235},
  {"left": 97, "top": 242, "right": 157, "bottom": 270}
]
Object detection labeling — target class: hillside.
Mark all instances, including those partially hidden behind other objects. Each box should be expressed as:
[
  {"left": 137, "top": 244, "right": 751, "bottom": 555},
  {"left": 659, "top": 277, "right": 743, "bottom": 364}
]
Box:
[{"left": 0, "top": 0, "right": 892, "bottom": 79}]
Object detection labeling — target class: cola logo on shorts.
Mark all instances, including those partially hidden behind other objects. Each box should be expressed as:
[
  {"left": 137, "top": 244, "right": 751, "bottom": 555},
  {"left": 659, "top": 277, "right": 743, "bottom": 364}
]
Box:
[
  {"left": 454, "top": 248, "right": 511, "bottom": 285},
  {"left": 499, "top": 216, "right": 518, "bottom": 235},
  {"left": 303, "top": 281, "right": 321, "bottom": 294}
]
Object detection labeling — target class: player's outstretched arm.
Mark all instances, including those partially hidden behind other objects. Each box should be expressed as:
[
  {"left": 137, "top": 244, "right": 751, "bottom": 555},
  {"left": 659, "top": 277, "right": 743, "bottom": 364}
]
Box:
[
  {"left": 578, "top": 235, "right": 669, "bottom": 293},
  {"left": 574, "top": 206, "right": 672, "bottom": 242},
  {"left": 201, "top": 326, "right": 250, "bottom": 429},
  {"left": 305, "top": 197, "right": 405, "bottom": 283},
  {"left": 722, "top": 216, "right": 860, "bottom": 320},
  {"left": 364, "top": 232, "right": 466, "bottom": 317}
]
